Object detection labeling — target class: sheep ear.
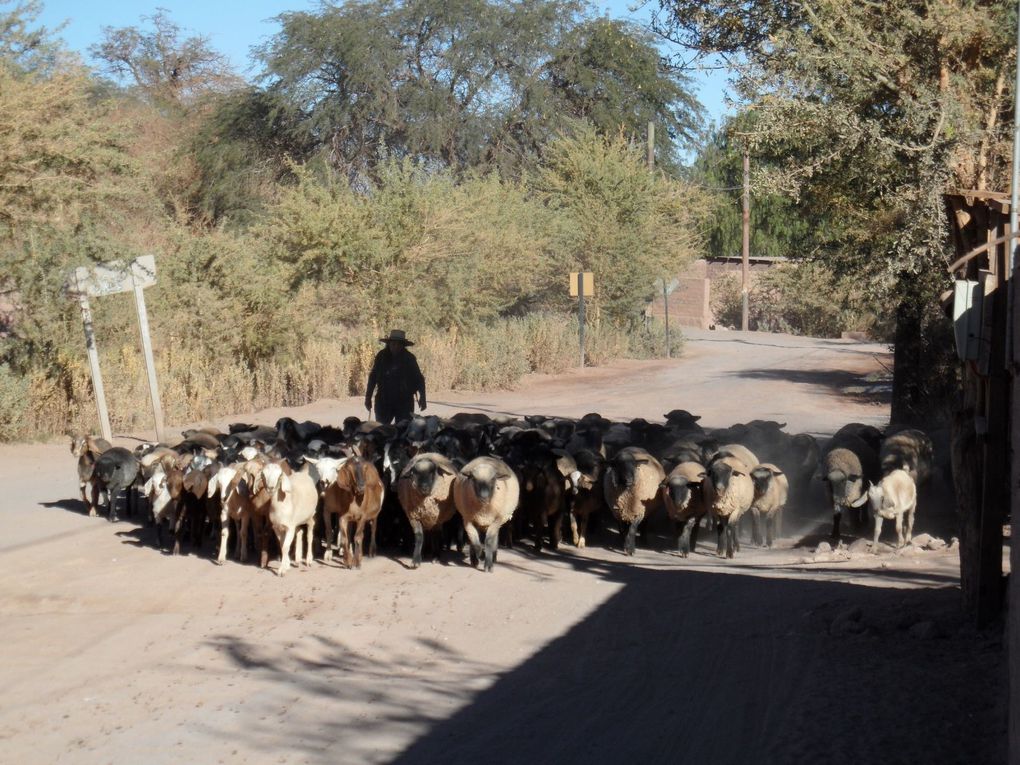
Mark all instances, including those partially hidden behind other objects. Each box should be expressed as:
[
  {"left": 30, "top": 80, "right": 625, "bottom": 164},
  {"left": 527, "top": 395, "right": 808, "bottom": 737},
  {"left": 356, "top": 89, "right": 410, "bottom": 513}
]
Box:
[
  {"left": 435, "top": 463, "right": 456, "bottom": 477},
  {"left": 770, "top": 468, "right": 785, "bottom": 477}
]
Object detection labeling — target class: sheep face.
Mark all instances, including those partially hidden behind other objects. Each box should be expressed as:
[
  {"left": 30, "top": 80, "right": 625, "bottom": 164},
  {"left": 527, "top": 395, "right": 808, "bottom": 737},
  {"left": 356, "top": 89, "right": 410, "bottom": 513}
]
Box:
[
  {"left": 410, "top": 459, "right": 439, "bottom": 496},
  {"left": 709, "top": 460, "right": 734, "bottom": 495},
  {"left": 867, "top": 483, "right": 886, "bottom": 513},
  {"left": 664, "top": 476, "right": 693, "bottom": 509},
  {"left": 750, "top": 466, "right": 780, "bottom": 498},
  {"left": 609, "top": 453, "right": 639, "bottom": 488},
  {"left": 260, "top": 462, "right": 285, "bottom": 495}
]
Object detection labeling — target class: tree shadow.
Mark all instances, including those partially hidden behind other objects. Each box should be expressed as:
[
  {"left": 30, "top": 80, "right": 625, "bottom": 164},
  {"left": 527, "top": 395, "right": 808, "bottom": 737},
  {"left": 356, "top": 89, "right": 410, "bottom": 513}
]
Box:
[{"left": 731, "top": 368, "right": 891, "bottom": 405}]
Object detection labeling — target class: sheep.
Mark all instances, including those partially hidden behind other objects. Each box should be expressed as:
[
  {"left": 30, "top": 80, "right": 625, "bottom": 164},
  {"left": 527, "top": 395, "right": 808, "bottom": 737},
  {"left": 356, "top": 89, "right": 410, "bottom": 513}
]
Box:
[
  {"left": 821, "top": 433, "right": 879, "bottom": 540},
  {"left": 568, "top": 449, "right": 604, "bottom": 549},
  {"left": 660, "top": 461, "right": 707, "bottom": 557},
  {"left": 603, "top": 447, "right": 665, "bottom": 556},
  {"left": 748, "top": 464, "right": 788, "bottom": 548},
  {"left": 868, "top": 469, "right": 917, "bottom": 551},
  {"left": 704, "top": 454, "right": 754, "bottom": 559},
  {"left": 879, "top": 428, "right": 933, "bottom": 485},
  {"left": 260, "top": 461, "right": 317, "bottom": 576},
  {"left": 141, "top": 466, "right": 174, "bottom": 548},
  {"left": 712, "top": 443, "right": 759, "bottom": 472},
  {"left": 453, "top": 456, "right": 520, "bottom": 572},
  {"left": 91, "top": 447, "right": 140, "bottom": 522},
  {"left": 513, "top": 443, "right": 568, "bottom": 553},
  {"left": 70, "top": 435, "right": 112, "bottom": 509},
  {"left": 396, "top": 452, "right": 459, "bottom": 567},
  {"left": 321, "top": 456, "right": 385, "bottom": 568}
]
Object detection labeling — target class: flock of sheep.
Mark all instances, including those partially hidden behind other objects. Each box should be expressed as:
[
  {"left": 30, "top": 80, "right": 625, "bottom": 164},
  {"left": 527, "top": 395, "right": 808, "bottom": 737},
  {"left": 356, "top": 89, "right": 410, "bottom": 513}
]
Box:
[{"left": 69, "top": 409, "right": 934, "bottom": 573}]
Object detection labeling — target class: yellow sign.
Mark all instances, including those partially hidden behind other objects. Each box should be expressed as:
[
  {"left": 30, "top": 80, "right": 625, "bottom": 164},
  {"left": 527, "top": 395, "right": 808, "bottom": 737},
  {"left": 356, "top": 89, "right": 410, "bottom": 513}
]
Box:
[{"left": 569, "top": 271, "right": 594, "bottom": 297}]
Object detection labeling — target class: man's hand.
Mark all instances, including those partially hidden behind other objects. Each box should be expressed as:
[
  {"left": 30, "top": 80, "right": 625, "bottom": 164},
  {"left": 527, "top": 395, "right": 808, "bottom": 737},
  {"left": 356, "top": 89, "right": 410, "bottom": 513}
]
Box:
[
  {"left": 418, "top": 395, "right": 427, "bottom": 412},
  {"left": 364, "top": 395, "right": 372, "bottom": 412}
]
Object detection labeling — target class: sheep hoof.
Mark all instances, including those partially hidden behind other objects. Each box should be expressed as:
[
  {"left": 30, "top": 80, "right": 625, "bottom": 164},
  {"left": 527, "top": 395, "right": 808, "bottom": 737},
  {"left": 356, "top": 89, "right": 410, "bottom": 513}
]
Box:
[{"left": 214, "top": 558, "right": 225, "bottom": 566}]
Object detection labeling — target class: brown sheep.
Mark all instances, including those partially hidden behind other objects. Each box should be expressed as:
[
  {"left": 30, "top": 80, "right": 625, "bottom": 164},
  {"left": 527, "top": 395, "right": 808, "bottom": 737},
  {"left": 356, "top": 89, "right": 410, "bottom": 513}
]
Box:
[
  {"left": 322, "top": 456, "right": 385, "bottom": 569},
  {"left": 748, "top": 464, "right": 789, "bottom": 548}
]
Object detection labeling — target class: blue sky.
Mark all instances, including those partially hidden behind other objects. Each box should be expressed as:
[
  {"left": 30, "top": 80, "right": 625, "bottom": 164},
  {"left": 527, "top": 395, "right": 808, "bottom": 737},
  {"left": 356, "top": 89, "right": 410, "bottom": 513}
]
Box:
[{"left": 35, "top": 0, "right": 734, "bottom": 126}]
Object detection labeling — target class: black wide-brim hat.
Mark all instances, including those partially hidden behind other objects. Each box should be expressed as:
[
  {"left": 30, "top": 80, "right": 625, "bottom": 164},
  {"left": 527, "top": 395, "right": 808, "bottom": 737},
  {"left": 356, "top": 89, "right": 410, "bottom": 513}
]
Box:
[{"left": 379, "top": 329, "right": 414, "bottom": 346}]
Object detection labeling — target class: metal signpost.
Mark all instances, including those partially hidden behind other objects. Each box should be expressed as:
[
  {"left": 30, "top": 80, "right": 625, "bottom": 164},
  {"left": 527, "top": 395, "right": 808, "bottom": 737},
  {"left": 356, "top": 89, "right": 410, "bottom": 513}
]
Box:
[
  {"left": 654, "top": 277, "right": 680, "bottom": 358},
  {"left": 570, "top": 272, "right": 594, "bottom": 367},
  {"left": 69, "top": 255, "right": 165, "bottom": 443}
]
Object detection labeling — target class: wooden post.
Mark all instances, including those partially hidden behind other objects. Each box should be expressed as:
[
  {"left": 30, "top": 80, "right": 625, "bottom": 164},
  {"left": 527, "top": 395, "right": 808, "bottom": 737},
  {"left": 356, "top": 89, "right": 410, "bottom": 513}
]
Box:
[
  {"left": 741, "top": 147, "right": 750, "bottom": 331},
  {"left": 578, "top": 272, "right": 586, "bottom": 368},
  {"left": 132, "top": 273, "right": 166, "bottom": 443},
  {"left": 663, "top": 279, "right": 670, "bottom": 359},
  {"left": 74, "top": 275, "right": 113, "bottom": 442},
  {"left": 647, "top": 122, "right": 655, "bottom": 171}
]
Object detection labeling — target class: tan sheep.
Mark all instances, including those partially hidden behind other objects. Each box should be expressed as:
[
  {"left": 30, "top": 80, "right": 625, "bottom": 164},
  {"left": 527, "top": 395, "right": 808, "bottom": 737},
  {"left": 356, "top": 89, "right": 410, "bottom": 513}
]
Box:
[
  {"left": 396, "top": 452, "right": 458, "bottom": 568},
  {"left": 603, "top": 447, "right": 665, "bottom": 556},
  {"left": 749, "top": 463, "right": 789, "bottom": 548},
  {"left": 868, "top": 468, "right": 917, "bottom": 551},
  {"left": 704, "top": 454, "right": 754, "bottom": 559},
  {"left": 660, "top": 461, "right": 707, "bottom": 557},
  {"left": 453, "top": 456, "right": 520, "bottom": 572}
]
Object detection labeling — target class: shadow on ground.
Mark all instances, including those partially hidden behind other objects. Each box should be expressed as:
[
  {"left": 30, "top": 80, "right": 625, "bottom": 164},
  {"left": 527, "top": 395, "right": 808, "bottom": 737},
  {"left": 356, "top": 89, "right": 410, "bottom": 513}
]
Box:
[
  {"left": 732, "top": 368, "right": 891, "bottom": 406},
  {"left": 199, "top": 553, "right": 1003, "bottom": 765}
]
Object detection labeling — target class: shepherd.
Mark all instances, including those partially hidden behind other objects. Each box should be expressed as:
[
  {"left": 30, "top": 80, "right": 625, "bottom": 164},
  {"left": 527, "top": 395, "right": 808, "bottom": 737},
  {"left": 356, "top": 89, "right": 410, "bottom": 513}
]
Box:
[{"left": 364, "top": 329, "right": 427, "bottom": 425}]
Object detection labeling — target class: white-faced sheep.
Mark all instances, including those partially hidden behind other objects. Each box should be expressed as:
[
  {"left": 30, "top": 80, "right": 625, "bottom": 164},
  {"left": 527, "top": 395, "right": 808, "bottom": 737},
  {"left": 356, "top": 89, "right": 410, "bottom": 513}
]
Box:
[
  {"left": 748, "top": 464, "right": 788, "bottom": 548},
  {"left": 603, "top": 447, "right": 665, "bottom": 556},
  {"left": 70, "top": 435, "right": 111, "bottom": 508},
  {"left": 396, "top": 452, "right": 458, "bottom": 568},
  {"left": 660, "top": 461, "right": 707, "bottom": 557},
  {"left": 260, "top": 461, "right": 317, "bottom": 576},
  {"left": 453, "top": 456, "right": 520, "bottom": 572},
  {"left": 868, "top": 468, "right": 917, "bottom": 551},
  {"left": 704, "top": 455, "right": 754, "bottom": 559}
]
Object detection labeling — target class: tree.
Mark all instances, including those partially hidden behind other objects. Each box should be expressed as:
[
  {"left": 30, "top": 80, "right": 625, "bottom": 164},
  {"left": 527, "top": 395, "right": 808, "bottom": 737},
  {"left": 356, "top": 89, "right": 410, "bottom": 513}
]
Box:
[
  {"left": 248, "top": 0, "right": 701, "bottom": 181},
  {"left": 90, "top": 9, "right": 240, "bottom": 106},
  {"left": 654, "top": 0, "right": 1016, "bottom": 421}
]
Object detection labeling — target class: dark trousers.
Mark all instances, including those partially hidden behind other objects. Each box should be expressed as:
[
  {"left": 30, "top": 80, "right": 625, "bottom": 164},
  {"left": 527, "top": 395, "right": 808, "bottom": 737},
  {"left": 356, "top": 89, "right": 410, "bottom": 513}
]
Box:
[{"left": 374, "top": 402, "right": 413, "bottom": 425}]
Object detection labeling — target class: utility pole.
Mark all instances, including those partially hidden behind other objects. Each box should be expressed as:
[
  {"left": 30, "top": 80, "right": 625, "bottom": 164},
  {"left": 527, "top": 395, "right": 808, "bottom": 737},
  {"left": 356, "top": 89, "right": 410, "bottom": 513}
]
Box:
[{"left": 741, "top": 146, "right": 750, "bottom": 332}]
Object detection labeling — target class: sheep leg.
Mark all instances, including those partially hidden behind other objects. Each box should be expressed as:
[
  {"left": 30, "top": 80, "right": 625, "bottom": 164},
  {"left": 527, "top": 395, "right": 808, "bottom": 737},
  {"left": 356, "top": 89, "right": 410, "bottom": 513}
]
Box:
[
  {"left": 411, "top": 519, "right": 425, "bottom": 569},
  {"left": 483, "top": 524, "right": 500, "bottom": 572},
  {"left": 569, "top": 510, "right": 580, "bottom": 547},
  {"left": 305, "top": 520, "right": 315, "bottom": 566},
  {"left": 725, "top": 522, "right": 737, "bottom": 559},
  {"left": 872, "top": 513, "right": 882, "bottom": 553},
  {"left": 368, "top": 518, "right": 378, "bottom": 558},
  {"left": 238, "top": 513, "right": 250, "bottom": 562},
  {"left": 353, "top": 519, "right": 367, "bottom": 569},
  {"left": 464, "top": 523, "right": 482, "bottom": 568},
  {"left": 690, "top": 517, "right": 701, "bottom": 551},
  {"left": 276, "top": 525, "right": 295, "bottom": 576},
  {"left": 258, "top": 516, "right": 271, "bottom": 569},
  {"left": 750, "top": 508, "right": 763, "bottom": 547},
  {"left": 679, "top": 517, "right": 697, "bottom": 558},
  {"left": 831, "top": 508, "right": 843, "bottom": 541},
  {"left": 217, "top": 505, "right": 230, "bottom": 565},
  {"left": 339, "top": 519, "right": 352, "bottom": 569},
  {"left": 905, "top": 501, "right": 916, "bottom": 544},
  {"left": 295, "top": 528, "right": 305, "bottom": 565},
  {"left": 624, "top": 520, "right": 639, "bottom": 556},
  {"left": 322, "top": 510, "right": 334, "bottom": 563},
  {"left": 716, "top": 518, "right": 726, "bottom": 556},
  {"left": 107, "top": 484, "right": 120, "bottom": 523},
  {"left": 549, "top": 507, "right": 563, "bottom": 551},
  {"left": 894, "top": 512, "right": 904, "bottom": 549},
  {"left": 172, "top": 504, "right": 187, "bottom": 556}
]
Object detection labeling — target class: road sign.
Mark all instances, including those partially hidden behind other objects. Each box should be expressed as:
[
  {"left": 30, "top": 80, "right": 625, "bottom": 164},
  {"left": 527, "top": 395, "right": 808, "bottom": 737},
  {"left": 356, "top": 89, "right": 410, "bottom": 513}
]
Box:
[
  {"left": 569, "top": 272, "right": 593, "bottom": 297},
  {"left": 73, "top": 255, "right": 156, "bottom": 298}
]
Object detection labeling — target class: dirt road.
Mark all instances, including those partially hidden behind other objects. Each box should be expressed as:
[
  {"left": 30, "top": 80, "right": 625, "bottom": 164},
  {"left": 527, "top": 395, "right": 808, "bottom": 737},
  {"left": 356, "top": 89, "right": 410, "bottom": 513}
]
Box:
[{"left": 0, "top": 329, "right": 1004, "bottom": 764}]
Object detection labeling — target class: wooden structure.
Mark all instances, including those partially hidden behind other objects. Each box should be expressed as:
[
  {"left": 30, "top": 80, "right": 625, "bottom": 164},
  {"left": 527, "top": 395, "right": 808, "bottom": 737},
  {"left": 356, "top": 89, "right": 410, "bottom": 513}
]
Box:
[{"left": 943, "top": 190, "right": 1012, "bottom": 626}]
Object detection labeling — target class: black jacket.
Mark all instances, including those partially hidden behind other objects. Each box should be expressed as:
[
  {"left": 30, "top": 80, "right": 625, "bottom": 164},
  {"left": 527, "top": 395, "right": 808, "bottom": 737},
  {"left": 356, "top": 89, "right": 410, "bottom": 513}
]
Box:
[{"left": 366, "top": 348, "right": 426, "bottom": 412}]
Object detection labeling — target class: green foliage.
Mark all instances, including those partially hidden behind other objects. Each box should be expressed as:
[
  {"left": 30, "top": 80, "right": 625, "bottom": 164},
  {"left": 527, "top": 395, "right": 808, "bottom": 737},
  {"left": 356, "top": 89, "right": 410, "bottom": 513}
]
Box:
[
  {"left": 711, "top": 262, "right": 883, "bottom": 339},
  {"left": 0, "top": 363, "right": 28, "bottom": 441},
  {"left": 537, "top": 127, "right": 705, "bottom": 321},
  {"left": 248, "top": 0, "right": 701, "bottom": 181}
]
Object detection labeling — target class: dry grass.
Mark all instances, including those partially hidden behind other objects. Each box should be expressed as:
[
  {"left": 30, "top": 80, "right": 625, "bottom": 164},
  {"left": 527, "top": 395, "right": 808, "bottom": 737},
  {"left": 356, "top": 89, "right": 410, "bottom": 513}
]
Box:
[{"left": 5, "top": 314, "right": 682, "bottom": 440}]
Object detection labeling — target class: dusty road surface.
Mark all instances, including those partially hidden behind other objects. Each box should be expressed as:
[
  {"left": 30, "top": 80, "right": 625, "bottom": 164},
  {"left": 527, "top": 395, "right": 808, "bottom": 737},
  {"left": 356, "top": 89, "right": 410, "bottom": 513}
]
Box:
[{"left": 0, "top": 329, "right": 1005, "bottom": 764}]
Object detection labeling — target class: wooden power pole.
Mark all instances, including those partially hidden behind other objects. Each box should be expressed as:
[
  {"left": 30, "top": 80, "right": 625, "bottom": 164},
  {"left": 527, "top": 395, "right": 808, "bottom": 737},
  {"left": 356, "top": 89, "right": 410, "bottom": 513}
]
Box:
[{"left": 741, "top": 147, "right": 750, "bottom": 331}]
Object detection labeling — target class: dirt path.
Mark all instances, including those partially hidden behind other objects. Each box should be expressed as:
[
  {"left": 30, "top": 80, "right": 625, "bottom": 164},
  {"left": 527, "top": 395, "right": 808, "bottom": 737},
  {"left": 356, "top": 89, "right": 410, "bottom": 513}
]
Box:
[{"left": 0, "top": 330, "right": 1004, "bottom": 764}]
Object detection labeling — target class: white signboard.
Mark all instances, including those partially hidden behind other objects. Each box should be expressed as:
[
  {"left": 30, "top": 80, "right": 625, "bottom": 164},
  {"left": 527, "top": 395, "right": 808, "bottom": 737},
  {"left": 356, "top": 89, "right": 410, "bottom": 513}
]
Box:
[{"left": 74, "top": 255, "right": 156, "bottom": 297}]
